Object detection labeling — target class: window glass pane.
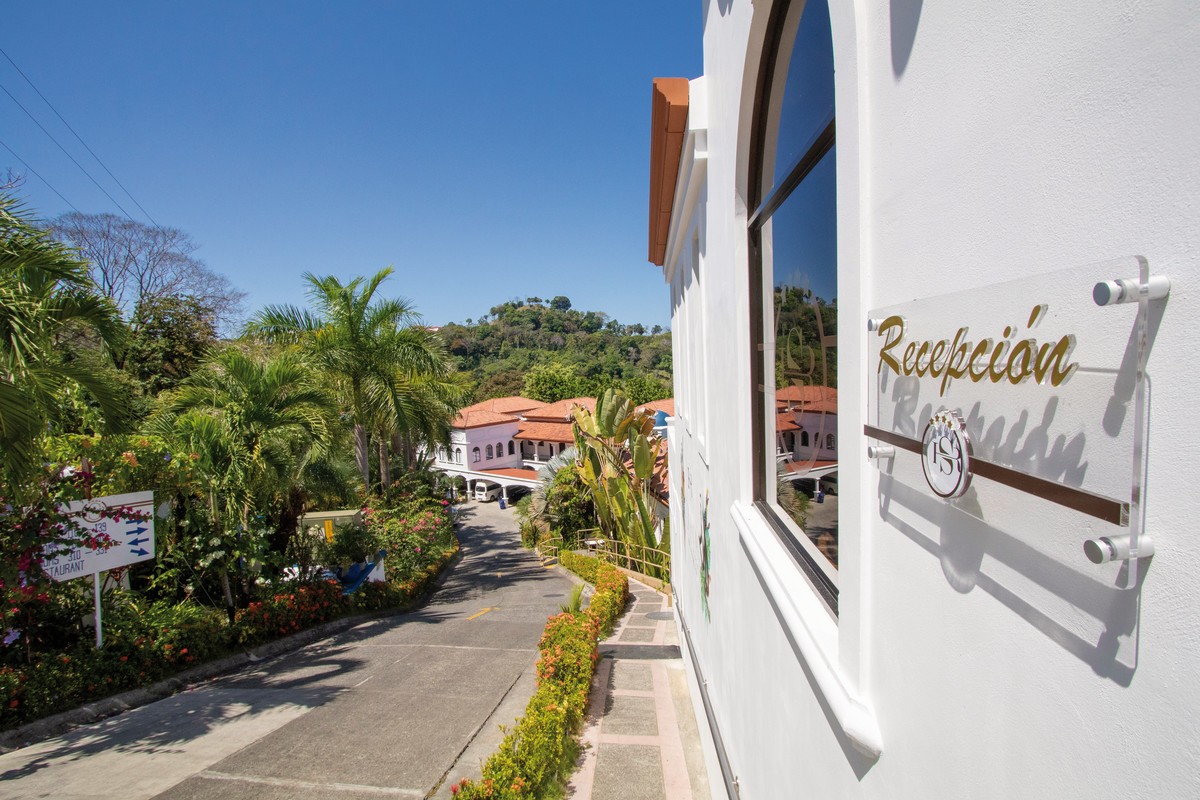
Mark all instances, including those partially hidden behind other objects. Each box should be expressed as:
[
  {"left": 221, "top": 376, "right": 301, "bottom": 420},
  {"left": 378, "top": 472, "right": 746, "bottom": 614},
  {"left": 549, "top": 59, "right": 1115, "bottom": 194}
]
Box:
[
  {"left": 767, "top": 145, "right": 838, "bottom": 569},
  {"left": 763, "top": 0, "right": 835, "bottom": 199}
]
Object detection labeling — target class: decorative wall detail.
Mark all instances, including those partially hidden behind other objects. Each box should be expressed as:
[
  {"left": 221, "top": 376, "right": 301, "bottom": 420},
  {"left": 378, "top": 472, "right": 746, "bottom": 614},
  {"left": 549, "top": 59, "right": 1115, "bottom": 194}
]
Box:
[
  {"left": 921, "top": 409, "right": 972, "bottom": 498},
  {"left": 700, "top": 489, "right": 711, "bottom": 619}
]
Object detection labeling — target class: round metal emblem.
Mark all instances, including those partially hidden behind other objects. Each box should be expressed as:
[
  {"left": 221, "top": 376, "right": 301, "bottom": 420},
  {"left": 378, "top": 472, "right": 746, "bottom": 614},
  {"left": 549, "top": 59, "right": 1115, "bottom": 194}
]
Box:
[{"left": 921, "top": 409, "right": 972, "bottom": 498}]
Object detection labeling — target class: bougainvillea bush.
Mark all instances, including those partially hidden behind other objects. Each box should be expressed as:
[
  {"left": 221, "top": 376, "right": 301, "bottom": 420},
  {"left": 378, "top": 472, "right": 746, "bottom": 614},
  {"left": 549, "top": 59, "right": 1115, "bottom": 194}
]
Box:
[
  {"left": 363, "top": 498, "right": 456, "bottom": 578},
  {"left": 452, "top": 555, "right": 628, "bottom": 800}
]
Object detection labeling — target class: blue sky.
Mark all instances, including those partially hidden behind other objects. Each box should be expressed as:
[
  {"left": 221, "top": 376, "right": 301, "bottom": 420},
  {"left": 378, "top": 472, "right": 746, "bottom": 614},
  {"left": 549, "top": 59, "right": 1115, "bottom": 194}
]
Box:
[{"left": 1, "top": 2, "right": 702, "bottom": 328}]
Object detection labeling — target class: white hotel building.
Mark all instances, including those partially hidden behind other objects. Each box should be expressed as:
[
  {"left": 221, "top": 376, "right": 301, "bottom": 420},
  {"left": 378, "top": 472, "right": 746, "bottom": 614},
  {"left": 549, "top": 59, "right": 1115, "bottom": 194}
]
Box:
[{"left": 653, "top": 1, "right": 1200, "bottom": 798}]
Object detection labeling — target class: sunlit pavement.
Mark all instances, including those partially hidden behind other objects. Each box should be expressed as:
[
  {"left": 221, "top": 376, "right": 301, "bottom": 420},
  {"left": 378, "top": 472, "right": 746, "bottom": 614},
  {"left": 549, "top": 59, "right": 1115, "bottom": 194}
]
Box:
[
  {"left": 0, "top": 500, "right": 577, "bottom": 800},
  {"left": 568, "top": 578, "right": 712, "bottom": 800}
]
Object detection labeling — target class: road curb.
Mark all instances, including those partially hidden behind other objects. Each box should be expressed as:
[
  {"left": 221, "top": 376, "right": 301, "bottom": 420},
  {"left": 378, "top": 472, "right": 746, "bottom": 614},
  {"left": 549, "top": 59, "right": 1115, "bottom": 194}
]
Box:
[{"left": 0, "top": 539, "right": 465, "bottom": 754}]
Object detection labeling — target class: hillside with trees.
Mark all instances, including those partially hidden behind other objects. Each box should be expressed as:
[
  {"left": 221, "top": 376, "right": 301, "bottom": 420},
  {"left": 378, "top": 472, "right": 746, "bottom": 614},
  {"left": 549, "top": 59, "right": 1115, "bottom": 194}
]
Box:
[{"left": 438, "top": 296, "right": 673, "bottom": 405}]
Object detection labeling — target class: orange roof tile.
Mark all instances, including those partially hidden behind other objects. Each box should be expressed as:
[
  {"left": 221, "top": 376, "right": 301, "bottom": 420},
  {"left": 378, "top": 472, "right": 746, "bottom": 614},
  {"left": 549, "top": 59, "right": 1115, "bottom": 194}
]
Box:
[
  {"left": 522, "top": 397, "right": 597, "bottom": 422},
  {"left": 776, "top": 385, "right": 838, "bottom": 404},
  {"left": 466, "top": 396, "right": 544, "bottom": 415},
  {"left": 514, "top": 421, "right": 576, "bottom": 443},
  {"left": 649, "top": 78, "right": 689, "bottom": 266},
  {"left": 777, "top": 413, "right": 800, "bottom": 432},
  {"left": 636, "top": 398, "right": 675, "bottom": 416},
  {"left": 479, "top": 467, "right": 540, "bottom": 480},
  {"left": 452, "top": 409, "right": 520, "bottom": 429},
  {"left": 798, "top": 400, "right": 838, "bottom": 414}
]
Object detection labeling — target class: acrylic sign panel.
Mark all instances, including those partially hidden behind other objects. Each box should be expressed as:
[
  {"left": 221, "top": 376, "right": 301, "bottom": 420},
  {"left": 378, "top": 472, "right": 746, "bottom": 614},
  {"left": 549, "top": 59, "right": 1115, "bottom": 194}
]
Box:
[{"left": 866, "top": 257, "right": 1150, "bottom": 536}]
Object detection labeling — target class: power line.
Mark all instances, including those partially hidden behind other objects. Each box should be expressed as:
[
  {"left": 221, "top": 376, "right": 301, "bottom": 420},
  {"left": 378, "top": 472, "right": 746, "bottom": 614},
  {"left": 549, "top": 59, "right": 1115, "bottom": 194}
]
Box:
[
  {"left": 0, "top": 46, "right": 160, "bottom": 227},
  {"left": 0, "top": 78, "right": 140, "bottom": 222},
  {"left": 0, "top": 135, "right": 83, "bottom": 213}
]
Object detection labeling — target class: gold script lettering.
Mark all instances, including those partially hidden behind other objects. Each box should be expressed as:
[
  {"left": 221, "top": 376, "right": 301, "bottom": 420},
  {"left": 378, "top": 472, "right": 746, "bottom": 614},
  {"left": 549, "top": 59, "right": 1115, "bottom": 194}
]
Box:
[{"left": 875, "top": 307, "right": 1080, "bottom": 396}]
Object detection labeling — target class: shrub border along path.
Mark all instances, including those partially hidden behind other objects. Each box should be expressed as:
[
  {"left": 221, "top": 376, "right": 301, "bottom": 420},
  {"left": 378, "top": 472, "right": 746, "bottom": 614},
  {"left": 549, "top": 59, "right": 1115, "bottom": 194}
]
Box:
[
  {"left": 449, "top": 550, "right": 629, "bottom": 800},
  {"left": 0, "top": 538, "right": 461, "bottom": 753}
]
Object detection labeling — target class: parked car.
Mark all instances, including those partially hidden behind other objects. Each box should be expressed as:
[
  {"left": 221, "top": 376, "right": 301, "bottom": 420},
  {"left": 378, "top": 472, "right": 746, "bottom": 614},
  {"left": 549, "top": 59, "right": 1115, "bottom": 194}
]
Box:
[{"left": 819, "top": 471, "right": 838, "bottom": 496}]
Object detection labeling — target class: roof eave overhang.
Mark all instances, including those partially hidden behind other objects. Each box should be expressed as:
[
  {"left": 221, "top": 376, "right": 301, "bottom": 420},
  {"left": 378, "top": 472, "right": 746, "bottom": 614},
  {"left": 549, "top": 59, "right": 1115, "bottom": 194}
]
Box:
[{"left": 648, "top": 77, "right": 690, "bottom": 266}]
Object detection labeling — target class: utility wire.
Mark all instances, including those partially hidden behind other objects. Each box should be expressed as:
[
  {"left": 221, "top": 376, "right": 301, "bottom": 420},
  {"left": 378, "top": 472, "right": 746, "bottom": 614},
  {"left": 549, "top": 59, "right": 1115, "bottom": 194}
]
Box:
[
  {"left": 0, "top": 135, "right": 83, "bottom": 213},
  {"left": 0, "top": 78, "right": 139, "bottom": 222},
  {"left": 0, "top": 46, "right": 160, "bottom": 227}
]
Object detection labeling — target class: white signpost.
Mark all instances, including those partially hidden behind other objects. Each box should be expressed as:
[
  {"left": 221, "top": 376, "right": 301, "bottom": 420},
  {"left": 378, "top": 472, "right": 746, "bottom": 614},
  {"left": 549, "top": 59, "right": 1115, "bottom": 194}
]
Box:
[{"left": 42, "top": 490, "right": 156, "bottom": 647}]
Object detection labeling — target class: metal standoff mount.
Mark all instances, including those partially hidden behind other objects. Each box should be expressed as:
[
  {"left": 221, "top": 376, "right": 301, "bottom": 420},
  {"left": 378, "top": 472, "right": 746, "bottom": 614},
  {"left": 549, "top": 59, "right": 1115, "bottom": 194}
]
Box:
[
  {"left": 866, "top": 444, "right": 895, "bottom": 461},
  {"left": 1083, "top": 534, "right": 1155, "bottom": 565},
  {"left": 1092, "top": 275, "right": 1171, "bottom": 307}
]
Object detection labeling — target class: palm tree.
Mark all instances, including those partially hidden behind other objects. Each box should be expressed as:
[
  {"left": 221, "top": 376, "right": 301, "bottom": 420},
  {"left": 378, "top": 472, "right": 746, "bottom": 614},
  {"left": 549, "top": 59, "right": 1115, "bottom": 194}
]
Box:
[
  {"left": 146, "top": 347, "right": 337, "bottom": 617},
  {"left": 248, "top": 267, "right": 460, "bottom": 491},
  {"left": 0, "top": 195, "right": 128, "bottom": 487},
  {"left": 147, "top": 348, "right": 335, "bottom": 522}
]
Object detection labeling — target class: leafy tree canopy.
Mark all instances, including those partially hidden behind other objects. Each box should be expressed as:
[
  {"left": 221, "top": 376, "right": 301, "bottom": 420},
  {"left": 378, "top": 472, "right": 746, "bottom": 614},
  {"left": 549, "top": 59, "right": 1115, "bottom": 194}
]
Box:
[{"left": 440, "top": 299, "right": 672, "bottom": 404}]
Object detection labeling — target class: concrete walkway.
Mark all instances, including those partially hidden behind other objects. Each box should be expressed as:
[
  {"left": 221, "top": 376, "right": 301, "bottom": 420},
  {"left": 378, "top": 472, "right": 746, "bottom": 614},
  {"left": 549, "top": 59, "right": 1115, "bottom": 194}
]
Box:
[
  {"left": 0, "top": 501, "right": 576, "bottom": 800},
  {"left": 568, "top": 577, "right": 711, "bottom": 800}
]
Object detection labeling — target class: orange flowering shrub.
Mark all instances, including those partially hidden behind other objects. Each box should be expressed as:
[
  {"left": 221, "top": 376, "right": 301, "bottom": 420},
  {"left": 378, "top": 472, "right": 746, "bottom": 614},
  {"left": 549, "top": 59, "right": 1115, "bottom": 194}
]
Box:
[
  {"left": 1, "top": 598, "right": 226, "bottom": 728},
  {"left": 234, "top": 580, "right": 346, "bottom": 646}
]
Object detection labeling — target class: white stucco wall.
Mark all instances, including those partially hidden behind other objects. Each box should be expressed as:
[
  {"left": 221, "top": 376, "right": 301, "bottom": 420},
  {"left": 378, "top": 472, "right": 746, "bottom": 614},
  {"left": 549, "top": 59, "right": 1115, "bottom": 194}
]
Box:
[
  {"left": 434, "top": 422, "right": 523, "bottom": 471},
  {"left": 667, "top": 1, "right": 1200, "bottom": 797}
]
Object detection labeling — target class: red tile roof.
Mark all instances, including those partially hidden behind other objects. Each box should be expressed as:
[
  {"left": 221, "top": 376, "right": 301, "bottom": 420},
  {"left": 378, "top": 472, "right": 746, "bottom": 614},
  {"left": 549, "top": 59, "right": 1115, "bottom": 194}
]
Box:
[
  {"left": 479, "top": 467, "right": 540, "bottom": 480},
  {"left": 522, "top": 397, "right": 597, "bottom": 422},
  {"left": 451, "top": 396, "right": 545, "bottom": 428},
  {"left": 514, "top": 421, "right": 576, "bottom": 443},
  {"left": 797, "top": 400, "right": 838, "bottom": 414},
  {"left": 649, "top": 78, "right": 689, "bottom": 266},
  {"left": 636, "top": 398, "right": 675, "bottom": 416},
  {"left": 468, "top": 396, "right": 544, "bottom": 414},
  {"left": 776, "top": 385, "right": 837, "bottom": 404},
  {"left": 452, "top": 408, "right": 520, "bottom": 429}
]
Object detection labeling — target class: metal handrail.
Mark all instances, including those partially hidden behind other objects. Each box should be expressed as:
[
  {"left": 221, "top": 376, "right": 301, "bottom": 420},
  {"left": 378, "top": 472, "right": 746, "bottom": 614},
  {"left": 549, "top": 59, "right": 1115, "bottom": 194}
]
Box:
[
  {"left": 538, "top": 535, "right": 564, "bottom": 564},
  {"left": 576, "top": 529, "right": 670, "bottom": 586}
]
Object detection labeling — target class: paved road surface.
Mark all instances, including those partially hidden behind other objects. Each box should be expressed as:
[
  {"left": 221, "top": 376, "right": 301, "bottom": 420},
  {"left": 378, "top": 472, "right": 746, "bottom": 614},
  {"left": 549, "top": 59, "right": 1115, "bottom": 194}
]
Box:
[{"left": 0, "top": 501, "right": 575, "bottom": 800}]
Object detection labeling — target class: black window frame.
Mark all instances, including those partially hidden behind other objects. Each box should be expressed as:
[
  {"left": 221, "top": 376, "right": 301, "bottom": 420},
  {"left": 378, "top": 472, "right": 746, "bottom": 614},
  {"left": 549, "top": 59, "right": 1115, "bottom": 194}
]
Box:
[{"left": 747, "top": 0, "right": 840, "bottom": 615}]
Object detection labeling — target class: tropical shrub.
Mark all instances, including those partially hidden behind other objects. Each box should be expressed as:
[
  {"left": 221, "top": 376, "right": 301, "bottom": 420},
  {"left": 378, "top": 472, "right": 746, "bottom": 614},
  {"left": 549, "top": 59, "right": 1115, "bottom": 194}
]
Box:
[
  {"left": 572, "top": 388, "right": 665, "bottom": 554},
  {"left": 321, "top": 520, "right": 380, "bottom": 567},
  {"left": 234, "top": 579, "right": 345, "bottom": 646},
  {"left": 364, "top": 499, "right": 455, "bottom": 577},
  {"left": 0, "top": 598, "right": 226, "bottom": 728}
]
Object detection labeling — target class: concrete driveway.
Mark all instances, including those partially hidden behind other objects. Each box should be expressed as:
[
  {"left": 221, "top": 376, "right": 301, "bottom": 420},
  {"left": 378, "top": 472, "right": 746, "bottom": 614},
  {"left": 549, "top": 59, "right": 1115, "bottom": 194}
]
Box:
[{"left": 0, "top": 500, "right": 575, "bottom": 799}]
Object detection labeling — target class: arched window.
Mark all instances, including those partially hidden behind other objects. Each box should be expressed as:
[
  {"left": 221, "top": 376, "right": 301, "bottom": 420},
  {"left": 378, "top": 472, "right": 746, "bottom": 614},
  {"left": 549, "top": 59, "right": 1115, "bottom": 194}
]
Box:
[
  {"left": 800, "top": 430, "right": 810, "bottom": 447},
  {"left": 750, "top": 0, "right": 839, "bottom": 608},
  {"left": 486, "top": 445, "right": 494, "bottom": 459},
  {"left": 472, "top": 447, "right": 481, "bottom": 463},
  {"left": 455, "top": 448, "right": 463, "bottom": 464},
  {"left": 826, "top": 434, "right": 835, "bottom": 450},
  {"left": 507, "top": 441, "right": 515, "bottom": 456}
]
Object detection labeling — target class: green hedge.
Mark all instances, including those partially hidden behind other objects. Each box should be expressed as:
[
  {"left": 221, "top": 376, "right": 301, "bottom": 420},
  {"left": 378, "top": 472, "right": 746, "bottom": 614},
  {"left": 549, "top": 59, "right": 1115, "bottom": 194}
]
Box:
[
  {"left": 451, "top": 554, "right": 628, "bottom": 799},
  {"left": 1, "top": 599, "right": 228, "bottom": 727}
]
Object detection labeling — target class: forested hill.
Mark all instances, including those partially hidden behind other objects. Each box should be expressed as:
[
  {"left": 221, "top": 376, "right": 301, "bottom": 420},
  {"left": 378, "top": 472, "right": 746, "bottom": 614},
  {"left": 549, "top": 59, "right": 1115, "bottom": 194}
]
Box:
[{"left": 437, "top": 296, "right": 673, "bottom": 405}]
